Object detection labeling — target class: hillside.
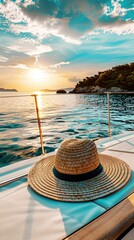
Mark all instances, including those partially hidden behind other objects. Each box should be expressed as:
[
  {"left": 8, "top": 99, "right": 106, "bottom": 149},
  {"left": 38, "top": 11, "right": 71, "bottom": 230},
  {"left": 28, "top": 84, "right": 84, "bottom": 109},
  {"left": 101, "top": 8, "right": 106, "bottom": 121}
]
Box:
[
  {"left": 0, "top": 88, "right": 18, "bottom": 92},
  {"left": 71, "top": 62, "right": 134, "bottom": 94}
]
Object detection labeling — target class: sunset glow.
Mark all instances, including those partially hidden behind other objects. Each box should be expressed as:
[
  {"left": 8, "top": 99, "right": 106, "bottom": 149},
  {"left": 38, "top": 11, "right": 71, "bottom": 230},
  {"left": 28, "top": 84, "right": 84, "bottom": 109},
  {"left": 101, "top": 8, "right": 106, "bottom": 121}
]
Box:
[
  {"left": 28, "top": 69, "right": 46, "bottom": 82},
  {"left": 0, "top": 0, "right": 134, "bottom": 92}
]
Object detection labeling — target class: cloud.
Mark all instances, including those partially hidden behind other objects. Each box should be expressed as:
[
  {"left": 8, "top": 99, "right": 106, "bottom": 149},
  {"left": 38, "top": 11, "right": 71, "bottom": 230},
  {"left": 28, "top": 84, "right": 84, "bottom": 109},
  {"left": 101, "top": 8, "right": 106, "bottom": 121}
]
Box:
[
  {"left": 21, "top": 0, "right": 35, "bottom": 8},
  {"left": 98, "top": 0, "right": 134, "bottom": 35},
  {"left": 9, "top": 64, "right": 29, "bottom": 69},
  {"left": 49, "top": 61, "right": 70, "bottom": 69},
  {"left": 104, "top": 0, "right": 134, "bottom": 18},
  {"left": 1, "top": 0, "right": 133, "bottom": 45},
  {"left": 28, "top": 45, "right": 52, "bottom": 55},
  {"left": 0, "top": 63, "right": 28, "bottom": 69},
  {"left": 9, "top": 16, "right": 82, "bottom": 44},
  {"left": 21, "top": 0, "right": 58, "bottom": 20},
  {"left": 21, "top": 0, "right": 134, "bottom": 40},
  {"left": 0, "top": 56, "right": 8, "bottom": 62},
  {"left": 0, "top": 1, "right": 29, "bottom": 23},
  {"left": 0, "top": 45, "right": 35, "bottom": 68},
  {"left": 8, "top": 39, "right": 52, "bottom": 56},
  {"left": 18, "top": 0, "right": 100, "bottom": 42},
  {"left": 99, "top": 22, "right": 134, "bottom": 34}
]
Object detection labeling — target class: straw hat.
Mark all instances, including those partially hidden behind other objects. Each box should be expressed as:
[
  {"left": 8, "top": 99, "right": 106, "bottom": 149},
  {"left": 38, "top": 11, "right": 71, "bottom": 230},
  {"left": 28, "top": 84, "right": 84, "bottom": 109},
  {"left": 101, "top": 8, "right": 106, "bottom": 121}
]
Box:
[{"left": 28, "top": 139, "right": 131, "bottom": 202}]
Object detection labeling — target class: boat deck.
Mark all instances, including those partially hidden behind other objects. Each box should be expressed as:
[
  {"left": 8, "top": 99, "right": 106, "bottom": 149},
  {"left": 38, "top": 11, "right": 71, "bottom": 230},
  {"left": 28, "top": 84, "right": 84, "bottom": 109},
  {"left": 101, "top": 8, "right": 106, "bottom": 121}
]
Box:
[
  {"left": 65, "top": 193, "right": 134, "bottom": 240},
  {"left": 0, "top": 131, "right": 134, "bottom": 240}
]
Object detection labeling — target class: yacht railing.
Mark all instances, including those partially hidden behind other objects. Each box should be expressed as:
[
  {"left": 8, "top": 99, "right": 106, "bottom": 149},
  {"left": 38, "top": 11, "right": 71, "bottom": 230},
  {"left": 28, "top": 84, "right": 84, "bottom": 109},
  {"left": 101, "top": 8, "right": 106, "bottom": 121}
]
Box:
[
  {"left": 32, "top": 94, "right": 45, "bottom": 155},
  {"left": 0, "top": 92, "right": 134, "bottom": 154},
  {"left": 105, "top": 92, "right": 134, "bottom": 137},
  {"left": 106, "top": 92, "right": 111, "bottom": 137}
]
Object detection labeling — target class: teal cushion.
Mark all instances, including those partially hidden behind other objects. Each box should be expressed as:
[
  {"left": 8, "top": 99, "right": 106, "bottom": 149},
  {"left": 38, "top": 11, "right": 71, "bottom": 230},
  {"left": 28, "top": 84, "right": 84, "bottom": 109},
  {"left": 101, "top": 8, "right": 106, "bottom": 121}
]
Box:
[
  {"left": 94, "top": 171, "right": 134, "bottom": 209},
  {"left": 28, "top": 186, "right": 106, "bottom": 235}
]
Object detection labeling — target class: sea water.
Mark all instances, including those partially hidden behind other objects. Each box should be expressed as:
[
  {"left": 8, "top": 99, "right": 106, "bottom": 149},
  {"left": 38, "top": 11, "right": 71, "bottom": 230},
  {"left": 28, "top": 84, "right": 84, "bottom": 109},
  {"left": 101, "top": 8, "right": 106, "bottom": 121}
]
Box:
[{"left": 0, "top": 92, "right": 134, "bottom": 167}]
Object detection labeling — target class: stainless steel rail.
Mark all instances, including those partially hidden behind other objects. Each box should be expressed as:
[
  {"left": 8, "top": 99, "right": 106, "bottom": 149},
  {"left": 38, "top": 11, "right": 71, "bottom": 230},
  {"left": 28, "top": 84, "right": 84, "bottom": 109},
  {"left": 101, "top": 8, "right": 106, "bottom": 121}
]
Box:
[
  {"left": 105, "top": 91, "right": 134, "bottom": 137},
  {"left": 106, "top": 92, "right": 111, "bottom": 137}
]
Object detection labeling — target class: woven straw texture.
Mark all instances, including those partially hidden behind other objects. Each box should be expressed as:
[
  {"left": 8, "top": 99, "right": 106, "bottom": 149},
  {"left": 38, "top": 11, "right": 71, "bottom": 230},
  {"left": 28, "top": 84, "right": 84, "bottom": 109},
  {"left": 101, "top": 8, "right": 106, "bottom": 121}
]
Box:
[
  {"left": 55, "top": 139, "right": 99, "bottom": 174},
  {"left": 28, "top": 139, "right": 131, "bottom": 202}
]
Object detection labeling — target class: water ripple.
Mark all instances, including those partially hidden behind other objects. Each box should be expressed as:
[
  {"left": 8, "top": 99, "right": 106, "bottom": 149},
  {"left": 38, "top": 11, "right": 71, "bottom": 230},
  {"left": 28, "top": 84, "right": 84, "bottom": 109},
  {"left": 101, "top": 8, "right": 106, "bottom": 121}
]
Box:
[{"left": 0, "top": 93, "right": 134, "bottom": 166}]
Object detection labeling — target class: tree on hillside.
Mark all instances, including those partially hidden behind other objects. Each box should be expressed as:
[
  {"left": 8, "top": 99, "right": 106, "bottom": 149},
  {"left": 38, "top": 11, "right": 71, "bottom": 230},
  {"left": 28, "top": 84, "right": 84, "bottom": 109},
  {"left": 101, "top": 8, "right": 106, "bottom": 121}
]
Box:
[
  {"left": 130, "top": 63, "right": 134, "bottom": 71},
  {"left": 125, "top": 74, "right": 134, "bottom": 90},
  {"left": 75, "top": 62, "right": 134, "bottom": 91},
  {"left": 95, "top": 71, "right": 110, "bottom": 88}
]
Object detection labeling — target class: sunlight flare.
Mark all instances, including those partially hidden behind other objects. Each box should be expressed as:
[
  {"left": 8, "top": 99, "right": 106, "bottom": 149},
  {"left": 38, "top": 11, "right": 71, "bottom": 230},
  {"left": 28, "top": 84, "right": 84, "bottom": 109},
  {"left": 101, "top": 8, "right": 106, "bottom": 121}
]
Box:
[{"left": 28, "top": 68, "right": 46, "bottom": 82}]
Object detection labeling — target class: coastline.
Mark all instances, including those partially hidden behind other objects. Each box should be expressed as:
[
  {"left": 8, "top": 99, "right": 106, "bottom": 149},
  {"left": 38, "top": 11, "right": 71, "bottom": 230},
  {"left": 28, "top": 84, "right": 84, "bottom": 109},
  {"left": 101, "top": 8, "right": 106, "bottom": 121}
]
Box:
[{"left": 0, "top": 88, "right": 18, "bottom": 92}]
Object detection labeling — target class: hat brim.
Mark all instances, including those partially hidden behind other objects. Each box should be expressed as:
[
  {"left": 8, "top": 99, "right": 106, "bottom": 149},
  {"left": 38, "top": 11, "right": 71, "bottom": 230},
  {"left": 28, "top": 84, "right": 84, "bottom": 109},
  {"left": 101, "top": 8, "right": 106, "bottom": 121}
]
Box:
[{"left": 28, "top": 154, "right": 131, "bottom": 202}]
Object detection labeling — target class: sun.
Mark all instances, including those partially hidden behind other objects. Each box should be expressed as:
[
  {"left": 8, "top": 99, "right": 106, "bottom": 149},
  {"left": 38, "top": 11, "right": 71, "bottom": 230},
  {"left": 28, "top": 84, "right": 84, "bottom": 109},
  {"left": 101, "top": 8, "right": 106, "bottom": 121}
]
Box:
[
  {"left": 26, "top": 67, "right": 53, "bottom": 91},
  {"left": 29, "top": 68, "right": 45, "bottom": 81}
]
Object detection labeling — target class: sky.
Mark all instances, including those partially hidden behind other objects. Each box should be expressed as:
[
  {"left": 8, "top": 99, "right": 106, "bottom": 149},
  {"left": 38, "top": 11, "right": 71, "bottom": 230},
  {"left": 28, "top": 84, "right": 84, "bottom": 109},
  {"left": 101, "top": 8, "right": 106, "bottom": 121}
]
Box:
[{"left": 0, "top": 0, "right": 134, "bottom": 92}]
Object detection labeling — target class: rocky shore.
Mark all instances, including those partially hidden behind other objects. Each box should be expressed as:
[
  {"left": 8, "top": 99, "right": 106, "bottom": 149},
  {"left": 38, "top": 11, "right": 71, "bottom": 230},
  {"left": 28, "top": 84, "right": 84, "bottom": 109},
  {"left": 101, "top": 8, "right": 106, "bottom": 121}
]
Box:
[
  {"left": 69, "top": 62, "right": 134, "bottom": 94},
  {"left": 69, "top": 86, "right": 127, "bottom": 94}
]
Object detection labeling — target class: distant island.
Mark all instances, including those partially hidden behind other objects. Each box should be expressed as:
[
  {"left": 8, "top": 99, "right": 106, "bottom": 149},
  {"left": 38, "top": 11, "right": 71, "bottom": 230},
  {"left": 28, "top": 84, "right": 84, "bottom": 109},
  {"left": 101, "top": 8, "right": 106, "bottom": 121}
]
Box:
[
  {"left": 41, "top": 89, "right": 56, "bottom": 92},
  {"left": 56, "top": 89, "right": 66, "bottom": 94},
  {"left": 41, "top": 88, "right": 73, "bottom": 93},
  {"left": 70, "top": 62, "right": 134, "bottom": 94},
  {"left": 0, "top": 88, "right": 18, "bottom": 92}
]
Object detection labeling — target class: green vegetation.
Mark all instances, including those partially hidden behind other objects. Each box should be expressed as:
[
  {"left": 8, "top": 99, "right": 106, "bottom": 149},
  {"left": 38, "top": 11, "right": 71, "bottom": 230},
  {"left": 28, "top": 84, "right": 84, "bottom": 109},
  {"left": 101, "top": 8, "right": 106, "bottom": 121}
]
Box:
[{"left": 75, "top": 62, "right": 134, "bottom": 91}]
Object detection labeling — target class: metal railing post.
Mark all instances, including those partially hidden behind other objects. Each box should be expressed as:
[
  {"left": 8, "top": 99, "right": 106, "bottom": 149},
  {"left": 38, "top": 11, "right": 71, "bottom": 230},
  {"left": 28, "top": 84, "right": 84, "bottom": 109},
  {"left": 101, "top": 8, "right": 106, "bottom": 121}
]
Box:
[
  {"left": 32, "top": 94, "right": 45, "bottom": 155},
  {"left": 107, "top": 92, "right": 111, "bottom": 137}
]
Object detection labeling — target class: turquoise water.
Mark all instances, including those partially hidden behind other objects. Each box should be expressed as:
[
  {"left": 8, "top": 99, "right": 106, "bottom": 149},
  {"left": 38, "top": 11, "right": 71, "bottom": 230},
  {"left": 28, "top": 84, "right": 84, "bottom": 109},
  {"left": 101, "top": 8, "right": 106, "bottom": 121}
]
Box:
[{"left": 0, "top": 92, "right": 134, "bottom": 167}]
